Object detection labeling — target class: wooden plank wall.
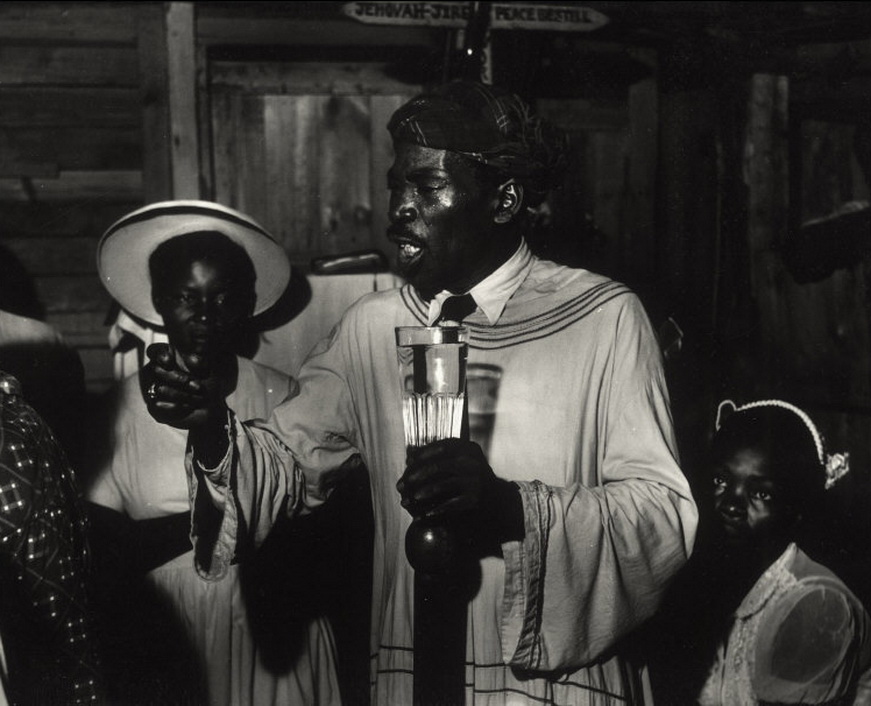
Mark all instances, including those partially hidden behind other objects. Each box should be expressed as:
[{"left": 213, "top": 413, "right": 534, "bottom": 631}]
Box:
[
  {"left": 209, "top": 61, "right": 419, "bottom": 265},
  {"left": 0, "top": 2, "right": 145, "bottom": 393},
  {"left": 655, "top": 64, "right": 871, "bottom": 497},
  {"left": 525, "top": 74, "right": 653, "bottom": 296},
  {"left": 768, "top": 107, "right": 871, "bottom": 479},
  {"left": 211, "top": 90, "right": 402, "bottom": 263},
  {"left": 6, "top": 0, "right": 864, "bottom": 455},
  {"left": 0, "top": 2, "right": 441, "bottom": 394}
]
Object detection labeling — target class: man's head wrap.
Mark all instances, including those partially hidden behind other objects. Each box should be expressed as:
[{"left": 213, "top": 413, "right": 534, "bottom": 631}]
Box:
[{"left": 388, "top": 80, "right": 568, "bottom": 207}]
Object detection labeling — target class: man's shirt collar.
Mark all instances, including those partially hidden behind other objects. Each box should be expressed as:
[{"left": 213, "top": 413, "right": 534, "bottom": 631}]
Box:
[{"left": 427, "top": 240, "right": 534, "bottom": 325}]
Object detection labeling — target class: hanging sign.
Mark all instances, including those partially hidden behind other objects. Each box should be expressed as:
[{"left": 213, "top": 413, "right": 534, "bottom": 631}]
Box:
[{"left": 342, "top": 2, "right": 609, "bottom": 32}]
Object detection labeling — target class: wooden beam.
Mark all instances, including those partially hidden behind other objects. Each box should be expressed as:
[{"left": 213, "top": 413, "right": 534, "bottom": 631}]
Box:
[
  {"left": 137, "top": 2, "right": 172, "bottom": 202},
  {"left": 0, "top": 201, "right": 141, "bottom": 237},
  {"left": 211, "top": 60, "right": 429, "bottom": 95},
  {"left": 745, "top": 75, "right": 790, "bottom": 279},
  {"left": 196, "top": 44, "right": 214, "bottom": 199},
  {"left": 0, "top": 170, "right": 142, "bottom": 201},
  {"left": 0, "top": 2, "right": 138, "bottom": 44},
  {"left": 744, "top": 74, "right": 790, "bottom": 390},
  {"left": 167, "top": 2, "right": 200, "bottom": 199},
  {"left": 3, "top": 236, "right": 98, "bottom": 276},
  {"left": 0, "top": 127, "right": 141, "bottom": 173},
  {"left": 0, "top": 135, "right": 59, "bottom": 178},
  {"left": 0, "top": 87, "right": 140, "bottom": 127},
  {"left": 0, "top": 46, "right": 138, "bottom": 86},
  {"left": 196, "top": 15, "right": 439, "bottom": 48}
]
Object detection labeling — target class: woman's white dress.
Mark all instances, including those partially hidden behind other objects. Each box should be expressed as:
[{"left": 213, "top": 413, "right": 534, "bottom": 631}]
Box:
[{"left": 87, "top": 357, "right": 341, "bottom": 705}]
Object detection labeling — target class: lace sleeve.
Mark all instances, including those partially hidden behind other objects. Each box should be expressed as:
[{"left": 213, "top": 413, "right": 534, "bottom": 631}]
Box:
[{"left": 753, "top": 580, "right": 865, "bottom": 704}]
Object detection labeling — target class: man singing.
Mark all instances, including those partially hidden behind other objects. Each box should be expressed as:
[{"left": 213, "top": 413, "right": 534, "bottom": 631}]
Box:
[{"left": 145, "top": 80, "right": 696, "bottom": 705}]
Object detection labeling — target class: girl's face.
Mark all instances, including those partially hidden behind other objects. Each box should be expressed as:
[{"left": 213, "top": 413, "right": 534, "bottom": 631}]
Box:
[
  {"left": 153, "top": 257, "right": 253, "bottom": 360},
  {"left": 709, "top": 446, "right": 797, "bottom": 551}
]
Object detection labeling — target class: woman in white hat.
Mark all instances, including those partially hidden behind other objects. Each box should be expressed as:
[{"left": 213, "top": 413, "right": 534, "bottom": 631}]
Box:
[{"left": 85, "top": 201, "right": 341, "bottom": 705}]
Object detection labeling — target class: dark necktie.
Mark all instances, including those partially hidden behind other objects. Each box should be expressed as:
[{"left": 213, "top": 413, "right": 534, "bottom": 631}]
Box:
[{"left": 436, "top": 293, "right": 477, "bottom": 324}]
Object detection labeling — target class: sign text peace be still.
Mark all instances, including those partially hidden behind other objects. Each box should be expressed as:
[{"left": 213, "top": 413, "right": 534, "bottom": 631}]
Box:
[{"left": 342, "top": 2, "right": 609, "bottom": 32}]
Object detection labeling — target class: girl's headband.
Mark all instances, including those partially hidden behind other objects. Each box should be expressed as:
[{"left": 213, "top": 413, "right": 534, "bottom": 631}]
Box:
[{"left": 716, "top": 399, "right": 850, "bottom": 490}]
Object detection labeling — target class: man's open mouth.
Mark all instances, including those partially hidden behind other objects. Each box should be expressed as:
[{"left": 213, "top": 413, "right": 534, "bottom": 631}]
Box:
[
  {"left": 390, "top": 236, "right": 425, "bottom": 267},
  {"left": 400, "top": 242, "right": 422, "bottom": 258}
]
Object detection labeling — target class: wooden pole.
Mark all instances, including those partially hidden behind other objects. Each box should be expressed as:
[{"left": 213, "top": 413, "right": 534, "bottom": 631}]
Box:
[
  {"left": 136, "top": 2, "right": 200, "bottom": 201},
  {"left": 166, "top": 2, "right": 200, "bottom": 199},
  {"left": 745, "top": 74, "right": 789, "bottom": 393},
  {"left": 408, "top": 528, "right": 469, "bottom": 706},
  {"left": 136, "top": 3, "right": 172, "bottom": 203},
  {"left": 406, "top": 373, "right": 474, "bottom": 706}
]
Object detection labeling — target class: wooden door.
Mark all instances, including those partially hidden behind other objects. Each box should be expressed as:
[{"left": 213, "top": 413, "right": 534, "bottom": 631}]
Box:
[{"left": 208, "top": 60, "right": 420, "bottom": 267}]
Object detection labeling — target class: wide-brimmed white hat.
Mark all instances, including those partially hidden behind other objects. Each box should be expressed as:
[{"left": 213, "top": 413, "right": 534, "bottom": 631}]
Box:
[{"left": 97, "top": 200, "right": 291, "bottom": 326}]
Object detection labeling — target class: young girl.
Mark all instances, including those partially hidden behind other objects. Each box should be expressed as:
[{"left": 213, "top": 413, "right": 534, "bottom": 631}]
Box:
[
  {"left": 649, "top": 399, "right": 871, "bottom": 705},
  {"left": 86, "top": 201, "right": 340, "bottom": 705}
]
